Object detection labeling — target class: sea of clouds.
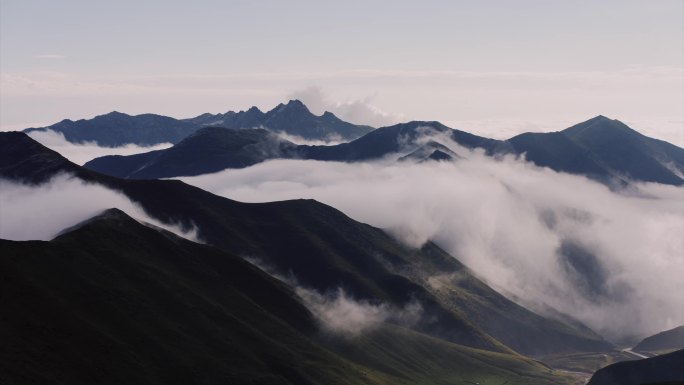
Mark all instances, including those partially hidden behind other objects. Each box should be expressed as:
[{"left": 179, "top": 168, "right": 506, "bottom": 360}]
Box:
[{"left": 177, "top": 143, "right": 684, "bottom": 342}]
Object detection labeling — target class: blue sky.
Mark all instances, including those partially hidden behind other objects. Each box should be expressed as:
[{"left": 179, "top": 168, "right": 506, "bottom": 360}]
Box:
[{"left": 1, "top": 0, "right": 683, "bottom": 144}]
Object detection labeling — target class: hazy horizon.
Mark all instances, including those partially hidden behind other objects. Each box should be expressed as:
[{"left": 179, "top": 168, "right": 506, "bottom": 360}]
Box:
[{"left": 1, "top": 0, "right": 682, "bottom": 146}]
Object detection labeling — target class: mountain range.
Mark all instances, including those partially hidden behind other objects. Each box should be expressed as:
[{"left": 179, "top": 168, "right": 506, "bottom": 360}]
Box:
[
  {"left": 24, "top": 111, "right": 200, "bottom": 147},
  {"left": 23, "top": 100, "right": 372, "bottom": 145},
  {"left": 184, "top": 99, "right": 372, "bottom": 141},
  {"left": 0, "top": 131, "right": 623, "bottom": 384},
  {"left": 82, "top": 111, "right": 684, "bottom": 186}
]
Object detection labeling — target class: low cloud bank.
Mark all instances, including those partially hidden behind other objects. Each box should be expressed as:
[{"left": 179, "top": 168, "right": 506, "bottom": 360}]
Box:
[
  {"left": 27, "top": 129, "right": 172, "bottom": 165},
  {"left": 180, "top": 144, "right": 684, "bottom": 341},
  {"left": 0, "top": 174, "right": 199, "bottom": 242}
]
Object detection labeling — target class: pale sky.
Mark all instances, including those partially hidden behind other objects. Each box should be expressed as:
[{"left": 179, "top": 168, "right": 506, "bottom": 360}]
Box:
[{"left": 1, "top": 0, "right": 683, "bottom": 145}]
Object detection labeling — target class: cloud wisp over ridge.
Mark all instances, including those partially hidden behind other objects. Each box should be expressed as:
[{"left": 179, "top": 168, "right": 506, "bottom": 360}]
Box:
[
  {"left": 26, "top": 129, "right": 172, "bottom": 165},
  {"left": 287, "top": 86, "right": 402, "bottom": 127},
  {"left": 0, "top": 174, "right": 200, "bottom": 242}
]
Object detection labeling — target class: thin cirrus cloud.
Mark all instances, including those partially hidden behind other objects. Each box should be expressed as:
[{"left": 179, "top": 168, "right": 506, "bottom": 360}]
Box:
[
  {"left": 178, "top": 139, "right": 684, "bottom": 342},
  {"left": 32, "top": 54, "right": 66, "bottom": 60}
]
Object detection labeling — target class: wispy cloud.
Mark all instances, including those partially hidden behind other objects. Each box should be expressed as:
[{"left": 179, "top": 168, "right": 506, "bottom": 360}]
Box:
[
  {"left": 287, "top": 86, "right": 402, "bottom": 127},
  {"left": 32, "top": 54, "right": 66, "bottom": 60},
  {"left": 0, "top": 174, "right": 201, "bottom": 242},
  {"left": 296, "top": 287, "right": 422, "bottom": 337},
  {"left": 27, "top": 129, "right": 172, "bottom": 165}
]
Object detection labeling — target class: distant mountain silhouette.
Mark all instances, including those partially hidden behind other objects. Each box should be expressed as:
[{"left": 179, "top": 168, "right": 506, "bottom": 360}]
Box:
[
  {"left": 562, "top": 116, "right": 684, "bottom": 185},
  {"left": 84, "top": 116, "right": 684, "bottom": 186},
  {"left": 85, "top": 127, "right": 298, "bottom": 179},
  {"left": 84, "top": 121, "right": 509, "bottom": 178},
  {"left": 23, "top": 100, "right": 372, "bottom": 146},
  {"left": 510, "top": 116, "right": 684, "bottom": 185},
  {"left": 185, "top": 99, "right": 372, "bottom": 141},
  {"left": 24, "top": 111, "right": 200, "bottom": 147},
  {"left": 300, "top": 120, "right": 509, "bottom": 161}
]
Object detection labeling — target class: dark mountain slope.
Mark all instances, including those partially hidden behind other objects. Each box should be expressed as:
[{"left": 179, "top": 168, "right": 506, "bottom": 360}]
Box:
[
  {"left": 86, "top": 127, "right": 298, "bottom": 179},
  {"left": 301, "top": 120, "right": 508, "bottom": 161},
  {"left": 0, "top": 131, "right": 76, "bottom": 183},
  {"left": 1, "top": 132, "right": 613, "bottom": 356},
  {"left": 83, "top": 116, "right": 684, "bottom": 187},
  {"left": 0, "top": 209, "right": 574, "bottom": 385},
  {"left": 508, "top": 131, "right": 618, "bottom": 183},
  {"left": 504, "top": 116, "right": 684, "bottom": 186},
  {"left": 24, "top": 111, "right": 200, "bottom": 146},
  {"left": 186, "top": 100, "right": 372, "bottom": 141},
  {"left": 23, "top": 100, "right": 372, "bottom": 146},
  {"left": 323, "top": 325, "right": 573, "bottom": 385},
  {"left": 587, "top": 349, "right": 684, "bottom": 385},
  {"left": 0, "top": 209, "right": 373, "bottom": 385},
  {"left": 634, "top": 326, "right": 684, "bottom": 352},
  {"left": 561, "top": 116, "right": 684, "bottom": 185}
]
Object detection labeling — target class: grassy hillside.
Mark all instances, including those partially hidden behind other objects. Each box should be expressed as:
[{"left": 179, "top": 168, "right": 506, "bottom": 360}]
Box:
[
  {"left": 0, "top": 209, "right": 575, "bottom": 385},
  {"left": 322, "top": 326, "right": 579, "bottom": 385}
]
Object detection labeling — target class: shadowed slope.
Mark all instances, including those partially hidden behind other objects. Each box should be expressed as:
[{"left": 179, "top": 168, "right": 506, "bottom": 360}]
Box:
[
  {"left": 0, "top": 209, "right": 578, "bottom": 385},
  {"left": 587, "top": 350, "right": 684, "bottom": 385}
]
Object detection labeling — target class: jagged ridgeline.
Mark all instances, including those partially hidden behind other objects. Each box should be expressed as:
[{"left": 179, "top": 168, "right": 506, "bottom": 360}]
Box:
[
  {"left": 70, "top": 108, "right": 683, "bottom": 186},
  {"left": 23, "top": 100, "right": 372, "bottom": 145}
]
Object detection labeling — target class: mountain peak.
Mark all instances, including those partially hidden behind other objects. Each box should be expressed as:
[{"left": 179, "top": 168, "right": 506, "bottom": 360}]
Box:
[
  {"left": 321, "top": 111, "right": 338, "bottom": 119},
  {"left": 286, "top": 99, "right": 306, "bottom": 107},
  {"left": 0, "top": 131, "right": 78, "bottom": 184},
  {"left": 96, "top": 207, "right": 131, "bottom": 219},
  {"left": 100, "top": 111, "right": 130, "bottom": 118},
  {"left": 587, "top": 115, "right": 613, "bottom": 123},
  {"left": 563, "top": 115, "right": 635, "bottom": 138},
  {"left": 279, "top": 99, "right": 311, "bottom": 114},
  {"left": 55, "top": 208, "right": 136, "bottom": 238}
]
